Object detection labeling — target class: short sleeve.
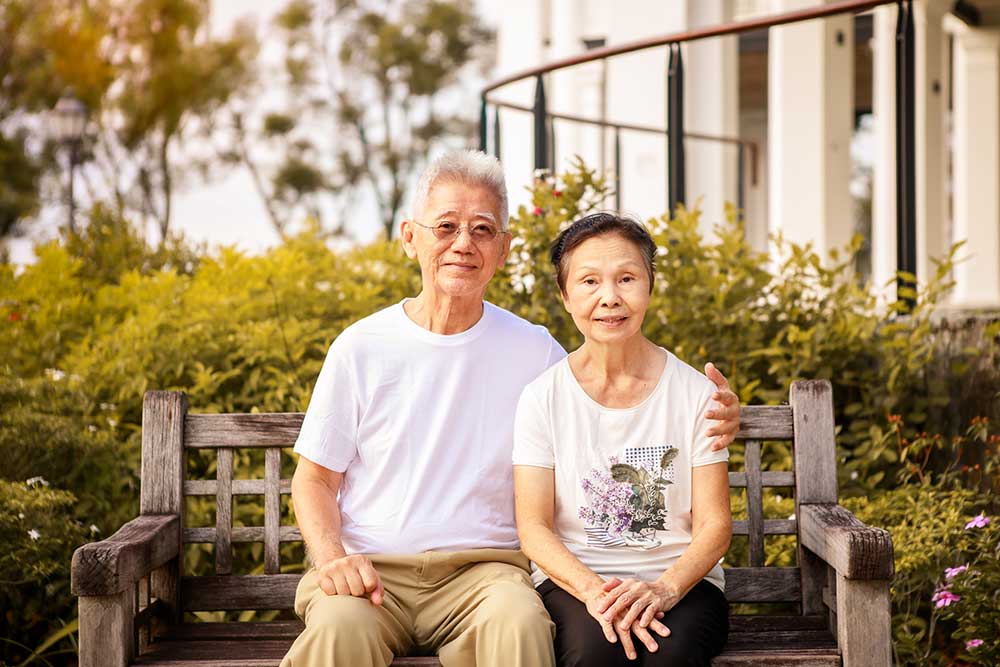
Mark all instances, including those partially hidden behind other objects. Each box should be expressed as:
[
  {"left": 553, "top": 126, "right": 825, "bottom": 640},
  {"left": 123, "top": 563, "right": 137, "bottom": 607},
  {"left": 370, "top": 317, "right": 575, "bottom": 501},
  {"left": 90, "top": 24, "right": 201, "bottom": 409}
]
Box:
[
  {"left": 690, "top": 383, "right": 730, "bottom": 467},
  {"left": 545, "top": 335, "right": 568, "bottom": 368},
  {"left": 512, "top": 384, "right": 555, "bottom": 469},
  {"left": 293, "top": 336, "right": 361, "bottom": 472}
]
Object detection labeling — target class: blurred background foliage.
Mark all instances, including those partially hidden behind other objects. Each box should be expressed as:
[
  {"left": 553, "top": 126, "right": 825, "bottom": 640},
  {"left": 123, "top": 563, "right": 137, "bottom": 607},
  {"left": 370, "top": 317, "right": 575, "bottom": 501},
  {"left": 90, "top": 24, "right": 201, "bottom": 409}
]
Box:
[{"left": 2, "top": 162, "right": 999, "bottom": 664}]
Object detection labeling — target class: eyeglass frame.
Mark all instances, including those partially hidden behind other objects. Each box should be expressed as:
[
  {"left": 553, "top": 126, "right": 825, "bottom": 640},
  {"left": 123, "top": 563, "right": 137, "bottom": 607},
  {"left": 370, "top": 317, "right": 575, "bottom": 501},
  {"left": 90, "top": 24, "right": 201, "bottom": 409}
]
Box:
[{"left": 409, "top": 219, "right": 510, "bottom": 243}]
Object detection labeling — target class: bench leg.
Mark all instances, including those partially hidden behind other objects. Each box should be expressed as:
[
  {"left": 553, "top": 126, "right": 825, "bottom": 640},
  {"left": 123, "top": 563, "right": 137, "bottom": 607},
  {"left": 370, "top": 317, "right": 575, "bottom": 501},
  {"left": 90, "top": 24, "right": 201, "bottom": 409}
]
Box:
[
  {"left": 79, "top": 589, "right": 134, "bottom": 667},
  {"left": 835, "top": 574, "right": 892, "bottom": 667}
]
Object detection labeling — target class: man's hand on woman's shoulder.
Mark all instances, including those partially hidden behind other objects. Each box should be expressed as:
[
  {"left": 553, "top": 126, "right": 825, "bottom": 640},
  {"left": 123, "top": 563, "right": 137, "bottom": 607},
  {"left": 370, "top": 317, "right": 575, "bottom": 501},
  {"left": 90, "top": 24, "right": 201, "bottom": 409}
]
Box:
[{"left": 704, "top": 362, "right": 741, "bottom": 452}]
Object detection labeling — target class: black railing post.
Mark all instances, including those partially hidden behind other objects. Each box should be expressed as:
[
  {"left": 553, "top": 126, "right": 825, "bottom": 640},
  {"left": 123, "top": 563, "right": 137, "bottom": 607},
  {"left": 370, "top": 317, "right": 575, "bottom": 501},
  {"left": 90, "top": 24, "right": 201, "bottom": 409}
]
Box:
[
  {"left": 533, "top": 74, "right": 549, "bottom": 171},
  {"left": 614, "top": 127, "right": 622, "bottom": 211},
  {"left": 737, "top": 143, "right": 746, "bottom": 220},
  {"left": 479, "top": 94, "right": 488, "bottom": 152},
  {"left": 667, "top": 43, "right": 686, "bottom": 214},
  {"left": 895, "top": 0, "right": 917, "bottom": 309},
  {"left": 493, "top": 107, "right": 502, "bottom": 160}
]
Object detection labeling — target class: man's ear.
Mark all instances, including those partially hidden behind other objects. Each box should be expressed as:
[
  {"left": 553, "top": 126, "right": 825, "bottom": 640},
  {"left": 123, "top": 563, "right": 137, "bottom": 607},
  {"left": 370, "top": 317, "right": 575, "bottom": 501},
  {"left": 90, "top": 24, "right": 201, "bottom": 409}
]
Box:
[
  {"left": 400, "top": 219, "right": 417, "bottom": 259},
  {"left": 498, "top": 229, "right": 512, "bottom": 264}
]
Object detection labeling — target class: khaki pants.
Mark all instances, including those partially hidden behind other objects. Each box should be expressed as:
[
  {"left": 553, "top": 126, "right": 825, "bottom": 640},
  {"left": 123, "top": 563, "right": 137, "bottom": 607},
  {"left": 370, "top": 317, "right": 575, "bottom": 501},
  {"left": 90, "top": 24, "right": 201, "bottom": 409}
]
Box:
[{"left": 280, "top": 549, "right": 556, "bottom": 667}]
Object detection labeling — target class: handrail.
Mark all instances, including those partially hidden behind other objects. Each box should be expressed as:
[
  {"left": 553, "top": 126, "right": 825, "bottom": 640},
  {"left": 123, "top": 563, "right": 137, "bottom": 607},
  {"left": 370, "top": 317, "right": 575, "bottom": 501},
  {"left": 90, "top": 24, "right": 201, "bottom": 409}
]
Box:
[
  {"left": 487, "top": 99, "right": 760, "bottom": 186},
  {"left": 482, "top": 0, "right": 896, "bottom": 94}
]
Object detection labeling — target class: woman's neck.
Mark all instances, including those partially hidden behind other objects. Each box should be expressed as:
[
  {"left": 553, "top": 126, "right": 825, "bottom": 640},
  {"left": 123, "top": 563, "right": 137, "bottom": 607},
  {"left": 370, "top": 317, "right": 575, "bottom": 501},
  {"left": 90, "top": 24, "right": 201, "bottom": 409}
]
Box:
[{"left": 403, "top": 291, "right": 485, "bottom": 335}]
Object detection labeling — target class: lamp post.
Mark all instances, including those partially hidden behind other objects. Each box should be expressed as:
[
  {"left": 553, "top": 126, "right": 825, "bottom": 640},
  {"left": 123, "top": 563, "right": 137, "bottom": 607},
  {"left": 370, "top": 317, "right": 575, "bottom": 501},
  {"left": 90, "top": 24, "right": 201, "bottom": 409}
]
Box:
[{"left": 50, "top": 90, "right": 88, "bottom": 234}]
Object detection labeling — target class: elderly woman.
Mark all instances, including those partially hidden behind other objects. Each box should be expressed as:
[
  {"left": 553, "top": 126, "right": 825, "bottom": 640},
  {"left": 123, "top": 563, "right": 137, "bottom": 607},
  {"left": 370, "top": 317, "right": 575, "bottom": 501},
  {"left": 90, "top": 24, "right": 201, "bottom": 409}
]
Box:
[{"left": 513, "top": 213, "right": 732, "bottom": 666}]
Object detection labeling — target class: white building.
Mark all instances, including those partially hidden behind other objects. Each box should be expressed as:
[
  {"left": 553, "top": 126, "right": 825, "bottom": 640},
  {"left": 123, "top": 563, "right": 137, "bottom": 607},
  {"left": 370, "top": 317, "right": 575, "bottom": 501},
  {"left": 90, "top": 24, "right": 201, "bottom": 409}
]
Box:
[{"left": 491, "top": 0, "right": 1000, "bottom": 309}]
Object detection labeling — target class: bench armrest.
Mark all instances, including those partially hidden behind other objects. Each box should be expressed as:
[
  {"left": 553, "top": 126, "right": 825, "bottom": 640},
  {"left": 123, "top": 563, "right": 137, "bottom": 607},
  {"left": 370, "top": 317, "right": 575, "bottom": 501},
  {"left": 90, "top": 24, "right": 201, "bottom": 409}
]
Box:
[
  {"left": 72, "top": 514, "right": 179, "bottom": 596},
  {"left": 799, "top": 503, "right": 894, "bottom": 580}
]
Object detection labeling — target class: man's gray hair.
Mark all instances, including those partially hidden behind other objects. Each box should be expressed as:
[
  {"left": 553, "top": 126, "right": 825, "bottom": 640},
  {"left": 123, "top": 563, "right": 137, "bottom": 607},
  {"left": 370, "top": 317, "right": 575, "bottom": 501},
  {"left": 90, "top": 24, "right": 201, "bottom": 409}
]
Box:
[{"left": 410, "top": 150, "right": 509, "bottom": 229}]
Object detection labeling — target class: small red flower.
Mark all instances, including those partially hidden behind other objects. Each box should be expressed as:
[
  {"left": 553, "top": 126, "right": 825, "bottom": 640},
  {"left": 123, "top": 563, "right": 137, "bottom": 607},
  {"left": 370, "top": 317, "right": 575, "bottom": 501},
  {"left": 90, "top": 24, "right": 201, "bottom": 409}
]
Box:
[
  {"left": 8, "top": 311, "right": 21, "bottom": 322},
  {"left": 552, "top": 190, "right": 562, "bottom": 197},
  {"left": 533, "top": 207, "right": 543, "bottom": 216}
]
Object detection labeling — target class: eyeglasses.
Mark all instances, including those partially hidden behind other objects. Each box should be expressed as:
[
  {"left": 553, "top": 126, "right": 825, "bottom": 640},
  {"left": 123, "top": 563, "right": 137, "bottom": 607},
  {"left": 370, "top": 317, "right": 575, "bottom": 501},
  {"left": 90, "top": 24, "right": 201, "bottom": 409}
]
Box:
[{"left": 411, "top": 220, "right": 508, "bottom": 243}]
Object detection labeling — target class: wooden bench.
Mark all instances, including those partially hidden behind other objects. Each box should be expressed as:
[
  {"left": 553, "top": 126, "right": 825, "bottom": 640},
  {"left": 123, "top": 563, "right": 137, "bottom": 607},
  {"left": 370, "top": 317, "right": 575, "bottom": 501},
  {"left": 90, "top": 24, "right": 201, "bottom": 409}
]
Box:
[{"left": 72, "top": 380, "right": 894, "bottom": 666}]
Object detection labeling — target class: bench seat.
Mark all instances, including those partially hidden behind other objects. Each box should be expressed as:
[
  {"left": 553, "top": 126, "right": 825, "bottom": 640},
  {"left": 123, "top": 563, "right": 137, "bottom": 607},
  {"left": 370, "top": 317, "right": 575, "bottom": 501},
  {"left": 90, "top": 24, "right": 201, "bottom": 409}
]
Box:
[{"left": 131, "top": 617, "right": 839, "bottom": 666}]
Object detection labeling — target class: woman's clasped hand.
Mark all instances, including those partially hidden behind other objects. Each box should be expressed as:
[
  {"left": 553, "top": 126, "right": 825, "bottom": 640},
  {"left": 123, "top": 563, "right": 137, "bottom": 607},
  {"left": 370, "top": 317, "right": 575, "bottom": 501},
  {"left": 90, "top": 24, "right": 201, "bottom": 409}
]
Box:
[{"left": 583, "top": 577, "right": 679, "bottom": 659}]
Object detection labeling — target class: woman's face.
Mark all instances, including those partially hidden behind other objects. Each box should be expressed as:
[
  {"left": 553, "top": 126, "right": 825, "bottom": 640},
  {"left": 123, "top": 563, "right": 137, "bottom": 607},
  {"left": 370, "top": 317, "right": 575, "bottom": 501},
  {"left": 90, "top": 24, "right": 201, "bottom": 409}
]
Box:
[{"left": 561, "top": 233, "right": 651, "bottom": 345}]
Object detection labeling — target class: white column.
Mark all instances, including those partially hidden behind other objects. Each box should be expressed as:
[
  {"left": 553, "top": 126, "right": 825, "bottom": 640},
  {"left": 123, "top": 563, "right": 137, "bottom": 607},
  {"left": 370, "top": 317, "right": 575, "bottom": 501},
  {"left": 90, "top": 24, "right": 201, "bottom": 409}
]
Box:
[
  {"left": 951, "top": 24, "right": 1000, "bottom": 307},
  {"left": 768, "top": 0, "right": 855, "bottom": 259},
  {"left": 871, "top": 5, "right": 897, "bottom": 295},
  {"left": 684, "top": 1, "right": 739, "bottom": 237},
  {"left": 914, "top": 0, "right": 951, "bottom": 285}
]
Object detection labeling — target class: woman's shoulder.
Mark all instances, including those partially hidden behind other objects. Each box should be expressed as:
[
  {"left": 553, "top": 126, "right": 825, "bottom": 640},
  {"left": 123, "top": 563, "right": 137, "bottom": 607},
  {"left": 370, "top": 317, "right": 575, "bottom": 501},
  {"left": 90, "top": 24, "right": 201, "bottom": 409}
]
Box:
[{"left": 661, "top": 349, "right": 716, "bottom": 398}]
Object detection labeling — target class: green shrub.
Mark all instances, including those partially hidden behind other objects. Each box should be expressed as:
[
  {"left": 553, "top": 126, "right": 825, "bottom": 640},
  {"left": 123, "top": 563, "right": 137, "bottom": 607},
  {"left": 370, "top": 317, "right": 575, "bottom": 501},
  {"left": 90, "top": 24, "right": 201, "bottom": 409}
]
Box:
[{"left": 1, "top": 160, "right": 998, "bottom": 663}]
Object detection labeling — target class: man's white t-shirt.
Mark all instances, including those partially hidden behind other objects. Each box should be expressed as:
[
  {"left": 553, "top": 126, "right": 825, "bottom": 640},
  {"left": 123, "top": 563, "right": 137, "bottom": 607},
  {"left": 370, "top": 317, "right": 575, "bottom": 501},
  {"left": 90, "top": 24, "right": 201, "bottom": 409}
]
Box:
[
  {"left": 293, "top": 300, "right": 566, "bottom": 555},
  {"left": 512, "top": 350, "right": 729, "bottom": 591}
]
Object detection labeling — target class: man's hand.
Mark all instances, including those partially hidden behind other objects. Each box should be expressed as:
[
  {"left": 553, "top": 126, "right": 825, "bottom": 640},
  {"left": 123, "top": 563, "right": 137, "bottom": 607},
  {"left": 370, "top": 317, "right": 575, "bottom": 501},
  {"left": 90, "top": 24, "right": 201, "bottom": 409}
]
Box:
[
  {"left": 316, "top": 554, "right": 384, "bottom": 605},
  {"left": 704, "top": 362, "right": 740, "bottom": 452}
]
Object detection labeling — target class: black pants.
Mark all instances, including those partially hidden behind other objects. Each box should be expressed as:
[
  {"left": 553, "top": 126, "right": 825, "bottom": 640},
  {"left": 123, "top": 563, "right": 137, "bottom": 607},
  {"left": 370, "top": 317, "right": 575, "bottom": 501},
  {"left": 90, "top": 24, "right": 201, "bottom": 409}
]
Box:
[{"left": 537, "top": 578, "right": 729, "bottom": 667}]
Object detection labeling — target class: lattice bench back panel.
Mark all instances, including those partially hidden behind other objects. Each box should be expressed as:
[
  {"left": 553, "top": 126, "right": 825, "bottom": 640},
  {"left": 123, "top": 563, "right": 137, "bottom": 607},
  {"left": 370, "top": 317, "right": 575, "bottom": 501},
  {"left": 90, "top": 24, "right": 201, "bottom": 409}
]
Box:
[{"left": 169, "top": 401, "right": 812, "bottom": 613}]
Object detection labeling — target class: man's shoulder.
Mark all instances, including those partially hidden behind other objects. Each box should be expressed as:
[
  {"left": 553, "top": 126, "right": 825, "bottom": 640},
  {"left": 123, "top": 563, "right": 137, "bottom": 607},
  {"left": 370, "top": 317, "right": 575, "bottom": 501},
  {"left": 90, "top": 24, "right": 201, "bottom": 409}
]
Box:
[
  {"left": 329, "top": 302, "right": 404, "bottom": 350},
  {"left": 484, "top": 302, "right": 557, "bottom": 344}
]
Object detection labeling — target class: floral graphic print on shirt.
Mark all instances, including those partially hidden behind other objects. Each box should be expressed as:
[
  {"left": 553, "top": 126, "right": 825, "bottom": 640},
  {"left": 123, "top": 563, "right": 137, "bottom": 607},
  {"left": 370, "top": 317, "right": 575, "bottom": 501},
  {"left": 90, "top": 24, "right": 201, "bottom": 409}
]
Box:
[{"left": 579, "top": 445, "right": 678, "bottom": 549}]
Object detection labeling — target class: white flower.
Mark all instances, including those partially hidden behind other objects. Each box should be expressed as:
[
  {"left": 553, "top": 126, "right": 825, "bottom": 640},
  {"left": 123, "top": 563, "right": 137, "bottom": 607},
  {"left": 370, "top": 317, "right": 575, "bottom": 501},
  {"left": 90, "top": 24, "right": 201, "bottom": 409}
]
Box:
[
  {"left": 28, "top": 529, "right": 40, "bottom": 541},
  {"left": 775, "top": 494, "right": 783, "bottom": 502},
  {"left": 88, "top": 425, "right": 97, "bottom": 433},
  {"left": 44, "top": 369, "right": 66, "bottom": 381},
  {"left": 25, "top": 476, "right": 49, "bottom": 488},
  {"left": 787, "top": 513, "right": 796, "bottom": 520},
  {"left": 99, "top": 402, "right": 116, "bottom": 411},
  {"left": 17, "top": 512, "right": 24, "bottom": 519},
  {"left": 850, "top": 471, "right": 859, "bottom": 480},
  {"left": 107, "top": 419, "right": 118, "bottom": 428},
  {"left": 314, "top": 281, "right": 332, "bottom": 292},
  {"left": 90, "top": 524, "right": 101, "bottom": 535}
]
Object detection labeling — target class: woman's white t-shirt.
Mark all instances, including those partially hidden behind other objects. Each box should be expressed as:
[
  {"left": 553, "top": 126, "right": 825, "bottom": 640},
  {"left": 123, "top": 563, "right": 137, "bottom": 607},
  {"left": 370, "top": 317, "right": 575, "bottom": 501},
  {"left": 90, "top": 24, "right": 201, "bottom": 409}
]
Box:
[{"left": 512, "top": 349, "right": 729, "bottom": 591}]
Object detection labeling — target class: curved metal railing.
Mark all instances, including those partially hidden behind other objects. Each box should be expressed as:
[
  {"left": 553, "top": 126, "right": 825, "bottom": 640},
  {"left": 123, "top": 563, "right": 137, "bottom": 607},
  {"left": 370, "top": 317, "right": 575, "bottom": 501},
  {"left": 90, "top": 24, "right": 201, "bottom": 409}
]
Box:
[{"left": 479, "top": 0, "right": 918, "bottom": 303}]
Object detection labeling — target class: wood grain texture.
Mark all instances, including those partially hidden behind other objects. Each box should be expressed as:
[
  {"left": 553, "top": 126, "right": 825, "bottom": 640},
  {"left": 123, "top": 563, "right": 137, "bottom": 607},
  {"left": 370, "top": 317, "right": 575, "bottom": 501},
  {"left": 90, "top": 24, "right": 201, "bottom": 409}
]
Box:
[
  {"left": 78, "top": 589, "right": 134, "bottom": 667},
  {"left": 836, "top": 574, "right": 892, "bottom": 667},
  {"left": 141, "top": 392, "right": 189, "bottom": 515},
  {"left": 729, "top": 471, "right": 795, "bottom": 488},
  {"left": 731, "top": 519, "right": 797, "bottom": 536},
  {"left": 799, "top": 504, "right": 894, "bottom": 580},
  {"left": 725, "top": 567, "right": 802, "bottom": 602},
  {"left": 264, "top": 449, "right": 281, "bottom": 574},
  {"left": 184, "top": 478, "right": 292, "bottom": 496},
  {"left": 72, "top": 515, "right": 179, "bottom": 596},
  {"left": 735, "top": 405, "right": 793, "bottom": 440},
  {"left": 789, "top": 381, "right": 838, "bottom": 505},
  {"left": 185, "top": 414, "right": 304, "bottom": 448},
  {"left": 744, "top": 440, "right": 765, "bottom": 567},
  {"left": 215, "top": 448, "right": 233, "bottom": 575},
  {"left": 183, "top": 526, "right": 302, "bottom": 544}
]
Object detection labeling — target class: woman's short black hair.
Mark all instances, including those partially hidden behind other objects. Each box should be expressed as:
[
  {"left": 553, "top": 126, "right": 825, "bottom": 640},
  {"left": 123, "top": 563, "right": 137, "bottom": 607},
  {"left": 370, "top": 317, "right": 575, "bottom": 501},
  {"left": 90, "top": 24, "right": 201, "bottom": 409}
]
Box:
[{"left": 549, "top": 212, "right": 656, "bottom": 293}]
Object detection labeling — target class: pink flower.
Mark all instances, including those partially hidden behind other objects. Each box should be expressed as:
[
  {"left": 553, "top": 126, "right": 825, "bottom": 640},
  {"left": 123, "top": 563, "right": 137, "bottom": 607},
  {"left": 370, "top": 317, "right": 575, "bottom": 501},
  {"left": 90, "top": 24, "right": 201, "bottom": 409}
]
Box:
[
  {"left": 532, "top": 207, "right": 543, "bottom": 216},
  {"left": 966, "top": 639, "right": 984, "bottom": 650},
  {"left": 931, "top": 588, "right": 960, "bottom": 608},
  {"left": 965, "top": 513, "right": 990, "bottom": 529},
  {"left": 944, "top": 565, "right": 969, "bottom": 579}
]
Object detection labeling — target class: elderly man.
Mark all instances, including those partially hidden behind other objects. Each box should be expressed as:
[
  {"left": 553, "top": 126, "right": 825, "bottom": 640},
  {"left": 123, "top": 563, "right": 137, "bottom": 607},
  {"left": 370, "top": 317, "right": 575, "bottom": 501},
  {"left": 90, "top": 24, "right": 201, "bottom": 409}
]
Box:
[{"left": 280, "top": 151, "right": 740, "bottom": 667}]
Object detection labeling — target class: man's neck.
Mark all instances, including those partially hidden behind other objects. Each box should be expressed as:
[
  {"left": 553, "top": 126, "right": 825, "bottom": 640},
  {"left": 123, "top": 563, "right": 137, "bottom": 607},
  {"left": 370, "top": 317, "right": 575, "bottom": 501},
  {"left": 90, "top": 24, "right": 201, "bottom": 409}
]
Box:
[{"left": 403, "top": 292, "right": 486, "bottom": 335}]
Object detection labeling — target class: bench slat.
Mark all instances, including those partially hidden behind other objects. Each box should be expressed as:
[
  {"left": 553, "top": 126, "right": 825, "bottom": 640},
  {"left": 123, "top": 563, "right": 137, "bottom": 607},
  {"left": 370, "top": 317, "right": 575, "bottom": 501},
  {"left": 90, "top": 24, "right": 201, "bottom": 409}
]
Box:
[
  {"left": 183, "top": 406, "right": 793, "bottom": 449},
  {"left": 732, "top": 519, "right": 797, "bottom": 536},
  {"left": 215, "top": 448, "right": 233, "bottom": 576},
  {"left": 184, "top": 479, "right": 292, "bottom": 496},
  {"left": 729, "top": 471, "right": 795, "bottom": 488},
  {"left": 180, "top": 567, "right": 800, "bottom": 611},
  {"left": 183, "top": 526, "right": 302, "bottom": 544},
  {"left": 264, "top": 449, "right": 281, "bottom": 574},
  {"left": 137, "top": 620, "right": 836, "bottom": 666},
  {"left": 745, "top": 440, "right": 765, "bottom": 567}
]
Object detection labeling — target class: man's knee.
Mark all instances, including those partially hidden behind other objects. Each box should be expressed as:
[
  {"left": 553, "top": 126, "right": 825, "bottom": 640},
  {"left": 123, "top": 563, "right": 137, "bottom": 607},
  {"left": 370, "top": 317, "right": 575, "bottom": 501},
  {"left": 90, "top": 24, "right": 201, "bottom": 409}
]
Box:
[
  {"left": 304, "top": 593, "right": 387, "bottom": 640},
  {"left": 475, "top": 580, "right": 553, "bottom": 636}
]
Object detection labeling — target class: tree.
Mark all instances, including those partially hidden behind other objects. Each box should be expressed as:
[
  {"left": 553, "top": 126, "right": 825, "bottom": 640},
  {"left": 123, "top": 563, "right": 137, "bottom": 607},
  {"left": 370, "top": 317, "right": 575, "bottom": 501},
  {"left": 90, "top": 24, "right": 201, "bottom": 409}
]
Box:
[
  {"left": 233, "top": 0, "right": 493, "bottom": 239},
  {"left": 0, "top": 0, "right": 258, "bottom": 244}
]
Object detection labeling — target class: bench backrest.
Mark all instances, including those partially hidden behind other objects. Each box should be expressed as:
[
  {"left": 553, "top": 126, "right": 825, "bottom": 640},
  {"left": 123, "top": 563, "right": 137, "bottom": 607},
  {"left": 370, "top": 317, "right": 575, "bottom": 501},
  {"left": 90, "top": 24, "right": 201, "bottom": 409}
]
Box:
[{"left": 140, "top": 380, "right": 838, "bottom": 616}]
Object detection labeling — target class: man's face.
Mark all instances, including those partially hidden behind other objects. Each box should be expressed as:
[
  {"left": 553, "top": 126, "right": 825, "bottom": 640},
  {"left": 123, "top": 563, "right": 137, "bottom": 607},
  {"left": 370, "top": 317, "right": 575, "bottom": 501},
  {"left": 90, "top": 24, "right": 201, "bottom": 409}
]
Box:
[{"left": 401, "top": 179, "right": 511, "bottom": 299}]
